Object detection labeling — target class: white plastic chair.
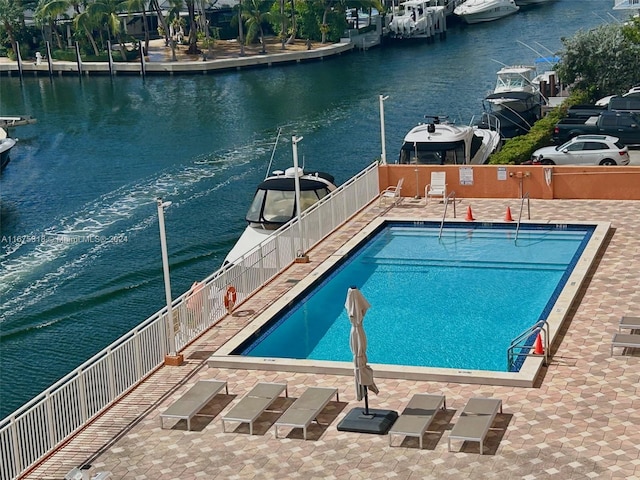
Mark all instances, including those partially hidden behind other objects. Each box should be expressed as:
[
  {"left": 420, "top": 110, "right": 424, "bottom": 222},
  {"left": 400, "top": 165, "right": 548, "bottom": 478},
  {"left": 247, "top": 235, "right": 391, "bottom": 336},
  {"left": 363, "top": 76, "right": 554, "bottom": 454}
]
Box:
[
  {"left": 425, "top": 172, "right": 447, "bottom": 204},
  {"left": 379, "top": 177, "right": 404, "bottom": 207}
]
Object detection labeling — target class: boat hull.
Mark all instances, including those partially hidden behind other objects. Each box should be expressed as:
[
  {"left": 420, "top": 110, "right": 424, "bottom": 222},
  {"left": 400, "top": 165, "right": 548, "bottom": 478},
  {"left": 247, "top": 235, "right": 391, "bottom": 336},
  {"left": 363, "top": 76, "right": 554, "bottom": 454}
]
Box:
[
  {"left": 455, "top": 0, "right": 519, "bottom": 24},
  {"left": 0, "top": 136, "right": 16, "bottom": 172}
]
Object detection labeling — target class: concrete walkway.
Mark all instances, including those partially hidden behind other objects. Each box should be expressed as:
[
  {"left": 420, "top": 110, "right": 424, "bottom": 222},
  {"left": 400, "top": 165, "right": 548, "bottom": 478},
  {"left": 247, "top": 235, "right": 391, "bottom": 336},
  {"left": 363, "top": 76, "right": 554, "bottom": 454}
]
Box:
[{"left": 0, "top": 39, "right": 355, "bottom": 76}]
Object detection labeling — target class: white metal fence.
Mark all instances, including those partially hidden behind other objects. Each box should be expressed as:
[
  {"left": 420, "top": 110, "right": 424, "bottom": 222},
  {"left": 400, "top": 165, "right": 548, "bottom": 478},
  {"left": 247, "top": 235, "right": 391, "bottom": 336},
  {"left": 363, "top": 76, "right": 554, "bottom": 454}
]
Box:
[{"left": 0, "top": 162, "right": 379, "bottom": 480}]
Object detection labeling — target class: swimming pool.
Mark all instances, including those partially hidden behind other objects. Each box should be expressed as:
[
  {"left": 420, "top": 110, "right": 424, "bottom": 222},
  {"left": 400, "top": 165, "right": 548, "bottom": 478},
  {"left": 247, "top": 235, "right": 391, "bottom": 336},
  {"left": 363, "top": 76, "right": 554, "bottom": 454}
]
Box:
[
  {"left": 210, "top": 218, "right": 609, "bottom": 387},
  {"left": 236, "top": 222, "right": 592, "bottom": 371}
]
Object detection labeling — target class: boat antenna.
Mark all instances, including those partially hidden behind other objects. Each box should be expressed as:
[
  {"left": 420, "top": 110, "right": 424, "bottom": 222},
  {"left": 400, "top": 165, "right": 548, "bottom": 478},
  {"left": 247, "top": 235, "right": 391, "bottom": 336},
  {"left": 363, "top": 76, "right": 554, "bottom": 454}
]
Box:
[
  {"left": 533, "top": 41, "right": 557, "bottom": 59},
  {"left": 491, "top": 58, "right": 510, "bottom": 68},
  {"left": 516, "top": 40, "right": 554, "bottom": 68},
  {"left": 265, "top": 127, "right": 282, "bottom": 179}
]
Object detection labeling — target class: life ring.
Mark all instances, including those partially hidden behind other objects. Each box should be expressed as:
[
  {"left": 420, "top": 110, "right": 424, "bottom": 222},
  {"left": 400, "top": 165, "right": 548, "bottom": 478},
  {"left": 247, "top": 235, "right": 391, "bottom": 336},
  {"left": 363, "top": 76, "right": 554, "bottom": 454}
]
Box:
[{"left": 224, "top": 286, "right": 237, "bottom": 312}]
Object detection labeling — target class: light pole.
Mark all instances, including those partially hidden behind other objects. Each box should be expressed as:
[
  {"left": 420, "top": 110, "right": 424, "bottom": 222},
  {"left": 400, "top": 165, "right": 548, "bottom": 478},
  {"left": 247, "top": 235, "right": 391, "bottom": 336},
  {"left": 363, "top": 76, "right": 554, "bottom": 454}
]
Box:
[
  {"left": 379, "top": 94, "right": 389, "bottom": 164},
  {"left": 292, "top": 136, "right": 309, "bottom": 262},
  {"left": 156, "top": 198, "right": 183, "bottom": 365}
]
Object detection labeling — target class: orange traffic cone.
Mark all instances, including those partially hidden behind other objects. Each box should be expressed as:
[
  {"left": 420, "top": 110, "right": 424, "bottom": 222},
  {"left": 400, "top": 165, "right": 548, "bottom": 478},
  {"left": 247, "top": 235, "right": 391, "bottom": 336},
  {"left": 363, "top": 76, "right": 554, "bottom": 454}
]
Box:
[
  {"left": 465, "top": 206, "right": 475, "bottom": 221},
  {"left": 534, "top": 333, "right": 544, "bottom": 355},
  {"left": 505, "top": 206, "right": 514, "bottom": 222}
]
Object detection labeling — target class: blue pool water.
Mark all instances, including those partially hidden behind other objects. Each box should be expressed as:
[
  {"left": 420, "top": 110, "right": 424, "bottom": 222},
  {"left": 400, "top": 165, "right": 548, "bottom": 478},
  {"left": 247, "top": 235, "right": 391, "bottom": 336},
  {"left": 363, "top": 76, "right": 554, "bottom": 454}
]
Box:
[{"left": 238, "top": 222, "right": 594, "bottom": 372}]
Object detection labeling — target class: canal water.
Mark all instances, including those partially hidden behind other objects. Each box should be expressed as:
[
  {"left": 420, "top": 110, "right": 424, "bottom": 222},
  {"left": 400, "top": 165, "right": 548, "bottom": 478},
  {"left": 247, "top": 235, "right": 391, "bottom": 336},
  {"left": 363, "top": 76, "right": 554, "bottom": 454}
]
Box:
[{"left": 0, "top": 0, "right": 629, "bottom": 418}]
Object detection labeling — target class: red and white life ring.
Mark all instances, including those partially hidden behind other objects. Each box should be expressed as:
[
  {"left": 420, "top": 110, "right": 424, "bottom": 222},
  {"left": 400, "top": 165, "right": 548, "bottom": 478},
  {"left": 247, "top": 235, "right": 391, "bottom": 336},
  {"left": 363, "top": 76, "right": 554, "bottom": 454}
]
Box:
[{"left": 224, "top": 286, "right": 237, "bottom": 312}]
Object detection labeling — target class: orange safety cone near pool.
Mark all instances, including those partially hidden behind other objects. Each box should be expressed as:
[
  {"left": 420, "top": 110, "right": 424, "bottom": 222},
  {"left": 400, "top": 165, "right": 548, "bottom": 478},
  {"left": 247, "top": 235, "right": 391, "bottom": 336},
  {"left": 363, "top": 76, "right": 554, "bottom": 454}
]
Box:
[
  {"left": 465, "top": 205, "right": 475, "bottom": 221},
  {"left": 534, "top": 333, "right": 544, "bottom": 355},
  {"left": 505, "top": 206, "right": 514, "bottom": 222}
]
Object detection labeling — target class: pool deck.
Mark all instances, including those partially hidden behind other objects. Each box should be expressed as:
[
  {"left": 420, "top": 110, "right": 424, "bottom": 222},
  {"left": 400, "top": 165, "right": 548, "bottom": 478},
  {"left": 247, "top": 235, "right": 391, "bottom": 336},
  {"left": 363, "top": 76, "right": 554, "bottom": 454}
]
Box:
[{"left": 26, "top": 198, "right": 640, "bottom": 479}]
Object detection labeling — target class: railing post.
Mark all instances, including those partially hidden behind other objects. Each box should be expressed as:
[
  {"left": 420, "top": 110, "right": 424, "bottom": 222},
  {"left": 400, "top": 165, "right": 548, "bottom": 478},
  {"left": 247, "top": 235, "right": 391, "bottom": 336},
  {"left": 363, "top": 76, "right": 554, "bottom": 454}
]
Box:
[{"left": 45, "top": 392, "right": 56, "bottom": 450}]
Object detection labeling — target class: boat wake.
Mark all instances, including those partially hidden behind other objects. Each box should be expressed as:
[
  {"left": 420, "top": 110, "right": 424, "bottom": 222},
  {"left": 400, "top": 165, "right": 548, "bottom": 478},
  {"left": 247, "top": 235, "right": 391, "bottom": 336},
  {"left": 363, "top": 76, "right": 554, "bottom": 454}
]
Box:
[{"left": 0, "top": 138, "right": 272, "bottom": 325}]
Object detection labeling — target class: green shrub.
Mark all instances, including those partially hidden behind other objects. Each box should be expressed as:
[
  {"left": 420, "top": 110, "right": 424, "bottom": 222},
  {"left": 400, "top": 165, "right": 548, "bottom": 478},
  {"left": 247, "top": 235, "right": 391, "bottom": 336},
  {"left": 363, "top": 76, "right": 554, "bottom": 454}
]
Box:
[{"left": 488, "top": 89, "right": 592, "bottom": 165}]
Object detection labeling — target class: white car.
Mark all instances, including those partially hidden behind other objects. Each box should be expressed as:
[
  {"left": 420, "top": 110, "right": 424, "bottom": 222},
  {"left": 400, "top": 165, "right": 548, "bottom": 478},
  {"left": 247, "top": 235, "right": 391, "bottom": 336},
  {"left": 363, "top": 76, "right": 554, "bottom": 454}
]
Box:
[{"left": 531, "top": 135, "right": 630, "bottom": 166}]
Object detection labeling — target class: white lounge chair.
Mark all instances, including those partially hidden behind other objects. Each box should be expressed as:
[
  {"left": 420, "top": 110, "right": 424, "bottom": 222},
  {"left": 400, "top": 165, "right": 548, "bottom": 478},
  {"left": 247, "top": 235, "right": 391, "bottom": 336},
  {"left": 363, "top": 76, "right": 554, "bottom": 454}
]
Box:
[
  {"left": 222, "top": 382, "right": 288, "bottom": 435},
  {"left": 274, "top": 387, "right": 339, "bottom": 440},
  {"left": 389, "top": 394, "right": 446, "bottom": 449},
  {"left": 160, "top": 380, "right": 229, "bottom": 430},
  {"left": 425, "top": 171, "right": 447, "bottom": 204},
  {"left": 379, "top": 177, "right": 404, "bottom": 207},
  {"left": 611, "top": 332, "right": 640, "bottom": 356},
  {"left": 448, "top": 397, "right": 502, "bottom": 455}
]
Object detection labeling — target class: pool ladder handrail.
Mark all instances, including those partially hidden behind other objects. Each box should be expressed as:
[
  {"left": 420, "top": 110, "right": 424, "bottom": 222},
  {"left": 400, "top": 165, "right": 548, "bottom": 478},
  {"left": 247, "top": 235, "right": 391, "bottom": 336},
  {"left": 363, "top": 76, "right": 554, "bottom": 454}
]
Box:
[
  {"left": 514, "top": 192, "right": 531, "bottom": 243},
  {"left": 438, "top": 191, "right": 456, "bottom": 239},
  {"left": 507, "top": 319, "right": 549, "bottom": 370}
]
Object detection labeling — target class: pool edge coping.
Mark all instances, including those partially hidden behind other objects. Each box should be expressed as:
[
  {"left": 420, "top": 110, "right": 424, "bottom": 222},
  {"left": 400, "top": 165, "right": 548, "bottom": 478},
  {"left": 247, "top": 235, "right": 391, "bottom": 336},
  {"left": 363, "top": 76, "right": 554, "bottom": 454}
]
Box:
[{"left": 208, "top": 217, "right": 611, "bottom": 388}]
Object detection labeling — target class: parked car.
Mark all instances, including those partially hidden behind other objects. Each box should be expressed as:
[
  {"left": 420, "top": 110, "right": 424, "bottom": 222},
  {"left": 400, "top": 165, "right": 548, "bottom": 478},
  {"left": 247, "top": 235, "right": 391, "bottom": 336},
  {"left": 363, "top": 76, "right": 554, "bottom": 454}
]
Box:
[
  {"left": 530, "top": 135, "right": 630, "bottom": 165},
  {"left": 552, "top": 111, "right": 640, "bottom": 146}
]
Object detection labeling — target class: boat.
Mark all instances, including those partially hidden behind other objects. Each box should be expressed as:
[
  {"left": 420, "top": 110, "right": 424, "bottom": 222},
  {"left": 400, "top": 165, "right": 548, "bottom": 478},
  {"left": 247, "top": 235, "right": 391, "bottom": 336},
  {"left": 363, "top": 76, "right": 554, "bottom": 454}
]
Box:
[
  {"left": 386, "top": 0, "right": 446, "bottom": 39},
  {"left": 0, "top": 115, "right": 37, "bottom": 129},
  {"left": 397, "top": 114, "right": 501, "bottom": 165},
  {"left": 454, "top": 0, "right": 519, "bottom": 24},
  {"left": 223, "top": 166, "right": 338, "bottom": 265},
  {"left": 0, "top": 127, "right": 17, "bottom": 172},
  {"left": 483, "top": 65, "right": 542, "bottom": 138}
]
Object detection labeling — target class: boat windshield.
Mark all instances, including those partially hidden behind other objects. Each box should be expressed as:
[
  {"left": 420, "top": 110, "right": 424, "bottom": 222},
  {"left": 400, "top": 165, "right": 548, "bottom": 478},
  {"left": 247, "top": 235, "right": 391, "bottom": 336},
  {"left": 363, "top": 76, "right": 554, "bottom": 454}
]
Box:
[
  {"left": 398, "top": 141, "right": 467, "bottom": 165},
  {"left": 246, "top": 187, "right": 331, "bottom": 227},
  {"left": 496, "top": 73, "right": 529, "bottom": 90}
]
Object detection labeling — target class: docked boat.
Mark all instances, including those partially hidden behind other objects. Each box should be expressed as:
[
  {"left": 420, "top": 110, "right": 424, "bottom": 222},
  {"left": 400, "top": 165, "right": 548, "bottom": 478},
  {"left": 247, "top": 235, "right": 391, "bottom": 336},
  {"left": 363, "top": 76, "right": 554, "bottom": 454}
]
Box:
[
  {"left": 0, "top": 127, "right": 17, "bottom": 172},
  {"left": 483, "top": 65, "right": 542, "bottom": 138},
  {"left": 223, "top": 166, "right": 337, "bottom": 265},
  {"left": 454, "top": 0, "right": 519, "bottom": 24},
  {"left": 397, "top": 114, "right": 501, "bottom": 165},
  {"left": 386, "top": 0, "right": 446, "bottom": 39}
]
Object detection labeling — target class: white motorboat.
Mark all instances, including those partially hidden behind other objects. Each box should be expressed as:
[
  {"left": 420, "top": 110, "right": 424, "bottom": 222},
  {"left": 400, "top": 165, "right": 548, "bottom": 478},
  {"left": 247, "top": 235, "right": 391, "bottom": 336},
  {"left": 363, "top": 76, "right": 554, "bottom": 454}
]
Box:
[
  {"left": 0, "top": 128, "right": 17, "bottom": 172},
  {"left": 223, "top": 166, "right": 337, "bottom": 265},
  {"left": 387, "top": 0, "right": 446, "bottom": 39},
  {"left": 484, "top": 65, "right": 542, "bottom": 138},
  {"left": 454, "top": 0, "right": 519, "bottom": 24},
  {"left": 397, "top": 115, "right": 501, "bottom": 165}
]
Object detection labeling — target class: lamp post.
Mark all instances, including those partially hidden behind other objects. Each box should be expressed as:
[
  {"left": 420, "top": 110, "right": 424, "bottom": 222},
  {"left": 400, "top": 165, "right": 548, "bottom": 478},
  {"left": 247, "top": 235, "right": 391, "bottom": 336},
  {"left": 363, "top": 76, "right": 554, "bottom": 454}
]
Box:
[
  {"left": 379, "top": 94, "right": 389, "bottom": 164},
  {"left": 292, "top": 136, "right": 309, "bottom": 262},
  {"left": 156, "top": 198, "right": 183, "bottom": 366}
]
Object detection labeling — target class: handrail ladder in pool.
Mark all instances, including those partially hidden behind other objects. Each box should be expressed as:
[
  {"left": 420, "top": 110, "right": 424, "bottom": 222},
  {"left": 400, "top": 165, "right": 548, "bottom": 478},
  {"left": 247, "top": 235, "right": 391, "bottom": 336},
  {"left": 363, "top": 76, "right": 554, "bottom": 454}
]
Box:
[
  {"left": 514, "top": 192, "right": 531, "bottom": 243},
  {"left": 507, "top": 319, "right": 549, "bottom": 370},
  {"left": 438, "top": 191, "right": 457, "bottom": 240}
]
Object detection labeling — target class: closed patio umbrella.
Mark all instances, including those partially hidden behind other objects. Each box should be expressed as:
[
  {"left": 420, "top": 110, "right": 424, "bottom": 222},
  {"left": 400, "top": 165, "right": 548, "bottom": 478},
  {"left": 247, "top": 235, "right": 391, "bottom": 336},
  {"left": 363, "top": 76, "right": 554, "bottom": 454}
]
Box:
[
  {"left": 345, "top": 286, "right": 379, "bottom": 414},
  {"left": 337, "top": 286, "right": 397, "bottom": 434}
]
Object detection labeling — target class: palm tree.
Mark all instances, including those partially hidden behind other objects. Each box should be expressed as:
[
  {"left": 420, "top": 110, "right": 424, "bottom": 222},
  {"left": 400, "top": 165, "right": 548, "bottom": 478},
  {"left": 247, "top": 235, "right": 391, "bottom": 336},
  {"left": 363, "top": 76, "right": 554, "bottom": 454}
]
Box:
[
  {"left": 125, "top": 0, "right": 152, "bottom": 55},
  {"left": 86, "top": 0, "right": 129, "bottom": 60},
  {"left": 242, "top": 0, "right": 272, "bottom": 54},
  {"left": 231, "top": 0, "right": 245, "bottom": 56},
  {"left": 35, "top": 0, "right": 70, "bottom": 49},
  {"left": 0, "top": 0, "right": 24, "bottom": 56},
  {"left": 73, "top": 10, "right": 101, "bottom": 56},
  {"left": 149, "top": 0, "right": 177, "bottom": 61}
]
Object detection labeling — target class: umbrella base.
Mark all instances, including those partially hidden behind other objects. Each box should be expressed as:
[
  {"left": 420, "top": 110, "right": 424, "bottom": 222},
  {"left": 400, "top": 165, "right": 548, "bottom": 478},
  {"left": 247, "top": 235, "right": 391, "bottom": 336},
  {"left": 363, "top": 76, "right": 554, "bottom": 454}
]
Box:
[{"left": 336, "top": 407, "right": 398, "bottom": 435}]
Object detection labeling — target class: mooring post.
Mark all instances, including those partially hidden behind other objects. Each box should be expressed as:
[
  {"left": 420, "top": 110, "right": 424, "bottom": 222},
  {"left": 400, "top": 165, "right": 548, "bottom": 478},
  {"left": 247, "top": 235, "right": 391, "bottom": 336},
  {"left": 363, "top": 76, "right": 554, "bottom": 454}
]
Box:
[
  {"left": 74, "top": 42, "right": 82, "bottom": 77},
  {"left": 16, "top": 41, "right": 23, "bottom": 79},
  {"left": 46, "top": 41, "right": 53, "bottom": 78},
  {"left": 139, "top": 41, "right": 146, "bottom": 78},
  {"left": 107, "top": 41, "right": 114, "bottom": 76}
]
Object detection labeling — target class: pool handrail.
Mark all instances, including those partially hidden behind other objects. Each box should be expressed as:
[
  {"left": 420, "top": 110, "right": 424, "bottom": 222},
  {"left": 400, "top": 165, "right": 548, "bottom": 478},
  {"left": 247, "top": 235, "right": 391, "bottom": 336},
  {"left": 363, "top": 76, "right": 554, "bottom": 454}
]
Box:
[
  {"left": 438, "top": 191, "right": 456, "bottom": 239},
  {"left": 514, "top": 192, "right": 531, "bottom": 243},
  {"left": 507, "top": 319, "right": 549, "bottom": 370}
]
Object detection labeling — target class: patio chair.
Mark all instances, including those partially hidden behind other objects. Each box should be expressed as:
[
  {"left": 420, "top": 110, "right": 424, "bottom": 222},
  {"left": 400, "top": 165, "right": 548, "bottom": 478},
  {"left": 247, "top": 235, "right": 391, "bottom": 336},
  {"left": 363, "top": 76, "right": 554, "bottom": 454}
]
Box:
[
  {"left": 274, "top": 387, "right": 339, "bottom": 440},
  {"left": 379, "top": 177, "right": 404, "bottom": 207},
  {"left": 425, "top": 171, "right": 447, "bottom": 204},
  {"left": 389, "top": 394, "right": 446, "bottom": 449},
  {"left": 448, "top": 397, "right": 502, "bottom": 455},
  {"left": 160, "top": 380, "right": 229, "bottom": 430},
  {"left": 222, "top": 382, "right": 288, "bottom": 435},
  {"left": 611, "top": 332, "right": 640, "bottom": 356},
  {"left": 618, "top": 316, "right": 640, "bottom": 332}
]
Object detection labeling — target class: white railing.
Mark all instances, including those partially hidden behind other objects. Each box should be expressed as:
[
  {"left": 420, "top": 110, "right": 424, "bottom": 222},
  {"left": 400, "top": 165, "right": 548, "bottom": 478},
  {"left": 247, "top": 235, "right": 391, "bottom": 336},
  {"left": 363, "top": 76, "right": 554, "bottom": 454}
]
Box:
[{"left": 0, "top": 162, "right": 380, "bottom": 480}]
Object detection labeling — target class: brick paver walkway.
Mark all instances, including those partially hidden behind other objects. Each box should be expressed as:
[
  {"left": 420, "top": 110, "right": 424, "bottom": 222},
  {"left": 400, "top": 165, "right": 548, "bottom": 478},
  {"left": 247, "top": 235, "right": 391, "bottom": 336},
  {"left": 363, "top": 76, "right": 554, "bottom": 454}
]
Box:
[{"left": 25, "top": 197, "right": 640, "bottom": 480}]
